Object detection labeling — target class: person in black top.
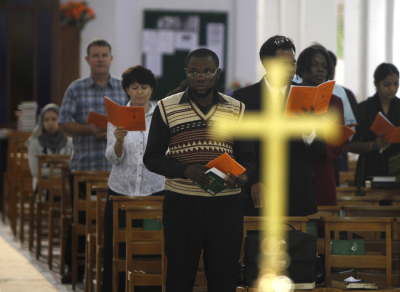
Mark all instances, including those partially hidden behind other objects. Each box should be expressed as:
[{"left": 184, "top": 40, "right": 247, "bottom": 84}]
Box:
[
  {"left": 232, "top": 35, "right": 325, "bottom": 216},
  {"left": 144, "top": 48, "right": 255, "bottom": 292},
  {"left": 348, "top": 63, "right": 400, "bottom": 187}
]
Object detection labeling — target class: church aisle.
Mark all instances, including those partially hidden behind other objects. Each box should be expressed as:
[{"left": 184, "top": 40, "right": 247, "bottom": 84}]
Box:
[{"left": 0, "top": 223, "right": 77, "bottom": 292}]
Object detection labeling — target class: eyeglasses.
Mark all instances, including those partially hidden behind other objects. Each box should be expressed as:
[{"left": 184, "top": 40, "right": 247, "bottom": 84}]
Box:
[
  {"left": 274, "top": 37, "right": 292, "bottom": 46},
  {"left": 186, "top": 68, "right": 219, "bottom": 79}
]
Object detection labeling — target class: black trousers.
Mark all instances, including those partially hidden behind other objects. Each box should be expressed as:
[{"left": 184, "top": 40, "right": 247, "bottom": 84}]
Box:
[
  {"left": 102, "top": 188, "right": 165, "bottom": 292},
  {"left": 163, "top": 191, "right": 243, "bottom": 292}
]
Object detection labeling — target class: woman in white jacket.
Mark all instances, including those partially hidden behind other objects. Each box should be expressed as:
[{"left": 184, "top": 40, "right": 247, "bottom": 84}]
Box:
[{"left": 102, "top": 66, "right": 165, "bottom": 292}]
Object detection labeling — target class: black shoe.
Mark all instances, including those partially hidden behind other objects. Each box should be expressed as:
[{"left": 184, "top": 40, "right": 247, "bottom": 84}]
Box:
[
  {"left": 61, "top": 273, "right": 83, "bottom": 284},
  {"left": 61, "top": 273, "right": 72, "bottom": 284}
]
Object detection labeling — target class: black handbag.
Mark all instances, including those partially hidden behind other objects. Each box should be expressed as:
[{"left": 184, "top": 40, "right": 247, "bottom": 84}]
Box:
[{"left": 243, "top": 224, "right": 319, "bottom": 287}]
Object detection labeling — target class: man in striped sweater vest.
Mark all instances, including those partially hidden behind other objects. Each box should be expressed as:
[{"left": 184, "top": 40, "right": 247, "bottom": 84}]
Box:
[{"left": 144, "top": 48, "right": 255, "bottom": 292}]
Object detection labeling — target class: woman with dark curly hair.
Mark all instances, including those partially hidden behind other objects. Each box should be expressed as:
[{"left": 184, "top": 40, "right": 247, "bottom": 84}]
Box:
[
  {"left": 296, "top": 47, "right": 349, "bottom": 206},
  {"left": 349, "top": 63, "right": 400, "bottom": 187},
  {"left": 102, "top": 66, "right": 165, "bottom": 292}
]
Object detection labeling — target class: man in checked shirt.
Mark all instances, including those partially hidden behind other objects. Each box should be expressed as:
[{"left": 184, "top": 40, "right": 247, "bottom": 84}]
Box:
[{"left": 58, "top": 39, "right": 127, "bottom": 284}]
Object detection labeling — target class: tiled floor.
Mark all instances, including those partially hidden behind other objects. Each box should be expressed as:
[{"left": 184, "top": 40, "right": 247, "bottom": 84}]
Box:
[{"left": 0, "top": 221, "right": 84, "bottom": 292}]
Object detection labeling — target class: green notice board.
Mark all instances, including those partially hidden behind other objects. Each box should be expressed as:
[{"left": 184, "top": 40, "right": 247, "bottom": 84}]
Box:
[{"left": 142, "top": 10, "right": 228, "bottom": 101}]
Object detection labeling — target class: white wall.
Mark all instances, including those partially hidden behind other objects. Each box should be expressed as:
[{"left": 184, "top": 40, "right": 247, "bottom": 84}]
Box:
[
  {"left": 257, "top": 0, "right": 337, "bottom": 77},
  {"left": 69, "top": 0, "right": 337, "bottom": 90}
]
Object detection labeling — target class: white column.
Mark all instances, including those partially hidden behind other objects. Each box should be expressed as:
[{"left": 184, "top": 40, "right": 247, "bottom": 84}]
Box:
[
  {"left": 232, "top": 0, "right": 259, "bottom": 84},
  {"left": 393, "top": 0, "right": 400, "bottom": 69},
  {"left": 366, "top": 0, "right": 387, "bottom": 97},
  {"left": 343, "top": 0, "right": 364, "bottom": 101}
]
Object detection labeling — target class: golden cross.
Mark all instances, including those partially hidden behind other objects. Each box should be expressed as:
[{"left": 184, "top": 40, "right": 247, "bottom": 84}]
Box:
[{"left": 215, "top": 66, "right": 339, "bottom": 292}]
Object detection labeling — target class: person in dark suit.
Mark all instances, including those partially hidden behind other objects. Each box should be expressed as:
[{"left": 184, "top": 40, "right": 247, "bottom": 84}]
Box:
[{"left": 232, "top": 35, "right": 325, "bottom": 216}]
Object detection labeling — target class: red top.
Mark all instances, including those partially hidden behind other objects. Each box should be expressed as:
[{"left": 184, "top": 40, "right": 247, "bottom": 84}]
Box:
[{"left": 309, "top": 95, "right": 349, "bottom": 206}]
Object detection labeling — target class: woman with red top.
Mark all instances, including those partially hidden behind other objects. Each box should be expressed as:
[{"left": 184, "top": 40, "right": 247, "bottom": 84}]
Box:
[{"left": 296, "top": 47, "right": 349, "bottom": 206}]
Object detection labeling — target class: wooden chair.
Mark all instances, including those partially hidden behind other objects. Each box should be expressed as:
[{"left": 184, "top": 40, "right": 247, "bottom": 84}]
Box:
[
  {"left": 34, "top": 154, "right": 70, "bottom": 260},
  {"left": 337, "top": 196, "right": 385, "bottom": 207},
  {"left": 322, "top": 217, "right": 393, "bottom": 286},
  {"left": 15, "top": 143, "right": 33, "bottom": 244},
  {"left": 247, "top": 287, "right": 326, "bottom": 292},
  {"left": 59, "top": 163, "right": 72, "bottom": 276},
  {"left": 121, "top": 201, "right": 206, "bottom": 292},
  {"left": 71, "top": 171, "right": 110, "bottom": 290},
  {"left": 363, "top": 188, "right": 399, "bottom": 197},
  {"left": 84, "top": 185, "right": 108, "bottom": 292},
  {"left": 111, "top": 196, "right": 164, "bottom": 292},
  {"left": 328, "top": 287, "right": 397, "bottom": 292},
  {"left": 339, "top": 171, "right": 355, "bottom": 186},
  {"left": 240, "top": 216, "right": 309, "bottom": 285},
  {"left": 123, "top": 205, "right": 163, "bottom": 292},
  {"left": 342, "top": 206, "right": 400, "bottom": 240},
  {"left": 336, "top": 187, "right": 358, "bottom": 197},
  {"left": 46, "top": 156, "right": 71, "bottom": 269},
  {"left": 1, "top": 131, "right": 30, "bottom": 226},
  {"left": 307, "top": 206, "right": 342, "bottom": 255},
  {"left": 391, "top": 196, "right": 400, "bottom": 206}
]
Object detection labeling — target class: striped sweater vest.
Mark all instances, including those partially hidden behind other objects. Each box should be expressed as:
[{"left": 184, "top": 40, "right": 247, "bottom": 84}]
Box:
[{"left": 158, "top": 92, "right": 245, "bottom": 196}]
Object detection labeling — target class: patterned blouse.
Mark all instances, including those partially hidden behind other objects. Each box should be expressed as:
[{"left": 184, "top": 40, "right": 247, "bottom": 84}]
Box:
[{"left": 105, "top": 101, "right": 165, "bottom": 196}]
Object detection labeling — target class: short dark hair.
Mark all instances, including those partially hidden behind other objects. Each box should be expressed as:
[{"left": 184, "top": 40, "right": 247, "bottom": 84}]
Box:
[
  {"left": 327, "top": 50, "right": 337, "bottom": 68},
  {"left": 259, "top": 35, "right": 296, "bottom": 61},
  {"left": 185, "top": 48, "right": 219, "bottom": 68},
  {"left": 374, "top": 63, "right": 399, "bottom": 84},
  {"left": 296, "top": 47, "right": 333, "bottom": 81},
  {"left": 86, "top": 39, "right": 112, "bottom": 56},
  {"left": 121, "top": 65, "right": 158, "bottom": 94}
]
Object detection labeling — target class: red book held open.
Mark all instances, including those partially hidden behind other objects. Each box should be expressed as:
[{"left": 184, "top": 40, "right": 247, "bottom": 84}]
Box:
[
  {"left": 284, "top": 80, "right": 336, "bottom": 118},
  {"left": 104, "top": 96, "right": 146, "bottom": 131},
  {"left": 86, "top": 111, "right": 108, "bottom": 128},
  {"left": 370, "top": 112, "right": 400, "bottom": 143}
]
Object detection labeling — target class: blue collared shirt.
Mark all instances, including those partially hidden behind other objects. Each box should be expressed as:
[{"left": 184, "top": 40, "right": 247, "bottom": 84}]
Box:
[{"left": 58, "top": 75, "right": 128, "bottom": 171}]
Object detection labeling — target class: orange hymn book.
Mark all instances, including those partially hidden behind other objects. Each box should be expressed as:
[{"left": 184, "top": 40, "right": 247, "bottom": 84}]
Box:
[
  {"left": 370, "top": 112, "right": 400, "bottom": 143},
  {"left": 284, "top": 80, "right": 336, "bottom": 118},
  {"left": 86, "top": 111, "right": 108, "bottom": 128},
  {"left": 205, "top": 153, "right": 246, "bottom": 176},
  {"left": 104, "top": 97, "right": 146, "bottom": 131},
  {"left": 323, "top": 118, "right": 355, "bottom": 146}
]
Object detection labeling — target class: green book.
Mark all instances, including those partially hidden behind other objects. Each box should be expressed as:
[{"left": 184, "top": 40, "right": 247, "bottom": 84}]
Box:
[
  {"left": 330, "top": 239, "right": 364, "bottom": 255},
  {"left": 193, "top": 167, "right": 227, "bottom": 196}
]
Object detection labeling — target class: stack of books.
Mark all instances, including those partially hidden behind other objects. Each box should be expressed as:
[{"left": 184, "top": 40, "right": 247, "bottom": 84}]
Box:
[
  {"left": 15, "top": 101, "right": 37, "bottom": 132},
  {"left": 371, "top": 176, "right": 400, "bottom": 189},
  {"left": 332, "top": 277, "right": 378, "bottom": 290}
]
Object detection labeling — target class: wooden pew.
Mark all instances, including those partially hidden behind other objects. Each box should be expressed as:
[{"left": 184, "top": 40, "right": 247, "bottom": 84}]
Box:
[
  {"left": 240, "top": 216, "right": 309, "bottom": 285},
  {"left": 84, "top": 185, "right": 108, "bottom": 292},
  {"left": 70, "top": 171, "right": 110, "bottom": 290},
  {"left": 364, "top": 188, "right": 400, "bottom": 197},
  {"left": 59, "top": 163, "right": 72, "bottom": 276},
  {"left": 15, "top": 143, "right": 33, "bottom": 244},
  {"left": 45, "top": 155, "right": 70, "bottom": 269},
  {"left": 322, "top": 217, "right": 393, "bottom": 287},
  {"left": 336, "top": 187, "right": 358, "bottom": 197},
  {"left": 34, "top": 154, "right": 70, "bottom": 261},
  {"left": 110, "top": 196, "right": 164, "bottom": 292},
  {"left": 123, "top": 205, "right": 163, "bottom": 292},
  {"left": 337, "top": 195, "right": 386, "bottom": 207},
  {"left": 342, "top": 206, "right": 400, "bottom": 240},
  {"left": 1, "top": 131, "right": 30, "bottom": 226},
  {"left": 308, "top": 206, "right": 342, "bottom": 254}
]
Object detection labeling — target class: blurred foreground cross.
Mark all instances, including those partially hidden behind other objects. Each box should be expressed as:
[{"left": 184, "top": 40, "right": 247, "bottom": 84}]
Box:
[{"left": 214, "top": 65, "right": 339, "bottom": 291}]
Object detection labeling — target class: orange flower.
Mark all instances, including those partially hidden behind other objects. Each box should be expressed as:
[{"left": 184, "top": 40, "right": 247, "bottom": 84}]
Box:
[
  {"left": 60, "top": 1, "right": 95, "bottom": 29},
  {"left": 87, "top": 7, "right": 95, "bottom": 19}
]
